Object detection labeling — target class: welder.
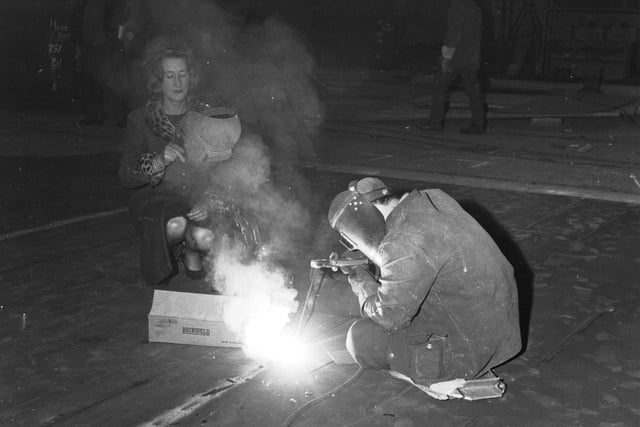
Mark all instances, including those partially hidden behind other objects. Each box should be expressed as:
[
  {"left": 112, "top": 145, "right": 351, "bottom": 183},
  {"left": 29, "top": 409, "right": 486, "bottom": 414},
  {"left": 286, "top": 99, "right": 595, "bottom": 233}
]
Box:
[{"left": 328, "top": 177, "right": 521, "bottom": 398}]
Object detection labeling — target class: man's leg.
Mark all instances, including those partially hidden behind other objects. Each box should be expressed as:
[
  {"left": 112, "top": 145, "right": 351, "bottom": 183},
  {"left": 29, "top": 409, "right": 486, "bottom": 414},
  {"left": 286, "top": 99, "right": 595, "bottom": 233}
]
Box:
[
  {"left": 420, "top": 70, "right": 457, "bottom": 131},
  {"left": 459, "top": 67, "right": 486, "bottom": 134},
  {"left": 346, "top": 318, "right": 392, "bottom": 369}
]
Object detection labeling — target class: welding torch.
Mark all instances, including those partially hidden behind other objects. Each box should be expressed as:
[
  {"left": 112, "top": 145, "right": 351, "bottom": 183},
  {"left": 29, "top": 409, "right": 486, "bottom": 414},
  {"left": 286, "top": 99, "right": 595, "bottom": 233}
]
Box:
[
  {"left": 297, "top": 252, "right": 369, "bottom": 335},
  {"left": 309, "top": 251, "right": 369, "bottom": 272}
]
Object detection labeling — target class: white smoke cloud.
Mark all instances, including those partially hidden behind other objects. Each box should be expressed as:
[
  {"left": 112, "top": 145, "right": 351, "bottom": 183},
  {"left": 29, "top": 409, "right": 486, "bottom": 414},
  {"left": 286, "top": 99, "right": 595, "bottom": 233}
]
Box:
[
  {"left": 145, "top": 1, "right": 324, "bottom": 359},
  {"left": 192, "top": 6, "right": 324, "bottom": 158},
  {"left": 210, "top": 244, "right": 299, "bottom": 360},
  {"left": 200, "top": 131, "right": 313, "bottom": 262}
]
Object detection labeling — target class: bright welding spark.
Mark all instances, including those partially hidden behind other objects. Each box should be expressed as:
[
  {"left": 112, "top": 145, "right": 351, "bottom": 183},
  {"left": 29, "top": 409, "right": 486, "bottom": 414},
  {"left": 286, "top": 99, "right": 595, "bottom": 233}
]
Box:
[
  {"left": 213, "top": 250, "right": 306, "bottom": 366},
  {"left": 242, "top": 307, "right": 309, "bottom": 367}
]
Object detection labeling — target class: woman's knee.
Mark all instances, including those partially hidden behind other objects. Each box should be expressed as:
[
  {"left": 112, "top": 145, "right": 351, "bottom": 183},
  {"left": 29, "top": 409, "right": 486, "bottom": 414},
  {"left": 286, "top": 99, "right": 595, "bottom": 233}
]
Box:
[
  {"left": 166, "top": 216, "right": 187, "bottom": 245},
  {"left": 186, "top": 224, "right": 215, "bottom": 251}
]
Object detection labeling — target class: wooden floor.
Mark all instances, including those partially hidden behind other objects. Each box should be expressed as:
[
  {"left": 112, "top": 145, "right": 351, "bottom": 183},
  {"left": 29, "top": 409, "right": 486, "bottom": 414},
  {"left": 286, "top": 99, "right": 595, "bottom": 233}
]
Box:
[
  {"left": 3, "top": 170, "right": 640, "bottom": 425},
  {"left": 2, "top": 99, "right": 640, "bottom": 425}
]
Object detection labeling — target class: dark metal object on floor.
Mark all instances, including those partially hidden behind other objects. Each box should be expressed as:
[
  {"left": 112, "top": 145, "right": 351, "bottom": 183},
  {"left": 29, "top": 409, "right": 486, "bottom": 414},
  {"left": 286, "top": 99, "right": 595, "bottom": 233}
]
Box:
[{"left": 536, "top": 305, "right": 615, "bottom": 366}]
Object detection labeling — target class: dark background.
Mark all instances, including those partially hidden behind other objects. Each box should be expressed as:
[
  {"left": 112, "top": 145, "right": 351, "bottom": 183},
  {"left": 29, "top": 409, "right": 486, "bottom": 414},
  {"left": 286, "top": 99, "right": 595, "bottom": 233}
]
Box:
[{"left": 2, "top": 0, "right": 640, "bottom": 102}]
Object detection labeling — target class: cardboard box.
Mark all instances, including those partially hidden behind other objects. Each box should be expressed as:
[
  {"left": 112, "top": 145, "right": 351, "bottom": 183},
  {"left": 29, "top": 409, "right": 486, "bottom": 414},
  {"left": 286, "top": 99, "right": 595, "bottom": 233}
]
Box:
[{"left": 148, "top": 290, "right": 244, "bottom": 348}]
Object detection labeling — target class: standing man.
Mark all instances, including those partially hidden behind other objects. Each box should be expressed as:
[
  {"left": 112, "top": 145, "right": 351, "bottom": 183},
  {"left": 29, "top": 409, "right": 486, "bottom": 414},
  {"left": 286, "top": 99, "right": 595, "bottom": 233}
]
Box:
[
  {"left": 419, "top": 0, "right": 486, "bottom": 134},
  {"left": 328, "top": 177, "right": 521, "bottom": 398}
]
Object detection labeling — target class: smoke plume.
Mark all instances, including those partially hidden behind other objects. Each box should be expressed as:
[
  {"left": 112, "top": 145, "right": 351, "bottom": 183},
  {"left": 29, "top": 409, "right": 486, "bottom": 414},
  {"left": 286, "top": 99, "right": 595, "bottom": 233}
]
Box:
[
  {"left": 181, "top": 0, "right": 324, "bottom": 158},
  {"left": 209, "top": 241, "right": 300, "bottom": 360},
  {"left": 145, "top": 1, "right": 324, "bottom": 353}
]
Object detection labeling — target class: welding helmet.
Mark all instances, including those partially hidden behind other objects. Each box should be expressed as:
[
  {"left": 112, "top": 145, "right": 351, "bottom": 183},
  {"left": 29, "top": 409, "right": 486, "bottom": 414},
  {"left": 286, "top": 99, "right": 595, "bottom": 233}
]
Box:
[
  {"left": 181, "top": 108, "right": 241, "bottom": 166},
  {"left": 348, "top": 177, "right": 390, "bottom": 202},
  {"left": 328, "top": 189, "right": 385, "bottom": 266}
]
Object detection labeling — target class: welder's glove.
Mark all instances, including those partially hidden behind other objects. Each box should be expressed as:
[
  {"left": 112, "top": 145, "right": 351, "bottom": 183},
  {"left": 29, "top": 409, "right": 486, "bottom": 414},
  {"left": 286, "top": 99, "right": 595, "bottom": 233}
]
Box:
[
  {"left": 339, "top": 249, "right": 368, "bottom": 275},
  {"left": 348, "top": 266, "right": 379, "bottom": 309}
]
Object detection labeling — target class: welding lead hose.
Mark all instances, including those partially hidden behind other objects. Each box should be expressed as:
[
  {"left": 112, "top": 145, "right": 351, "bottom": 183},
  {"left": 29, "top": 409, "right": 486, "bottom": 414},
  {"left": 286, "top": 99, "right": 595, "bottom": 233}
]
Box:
[{"left": 281, "top": 366, "right": 364, "bottom": 427}]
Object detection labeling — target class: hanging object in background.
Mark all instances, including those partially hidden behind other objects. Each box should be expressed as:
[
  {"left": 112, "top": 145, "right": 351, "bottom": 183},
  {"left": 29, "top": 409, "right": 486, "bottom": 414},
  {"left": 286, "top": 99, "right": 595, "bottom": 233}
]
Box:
[{"left": 48, "top": 18, "right": 70, "bottom": 92}]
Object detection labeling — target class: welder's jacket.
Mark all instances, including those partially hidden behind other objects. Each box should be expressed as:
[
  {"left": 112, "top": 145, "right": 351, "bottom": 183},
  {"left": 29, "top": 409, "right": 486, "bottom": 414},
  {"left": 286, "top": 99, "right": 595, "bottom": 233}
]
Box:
[{"left": 354, "top": 189, "right": 521, "bottom": 383}]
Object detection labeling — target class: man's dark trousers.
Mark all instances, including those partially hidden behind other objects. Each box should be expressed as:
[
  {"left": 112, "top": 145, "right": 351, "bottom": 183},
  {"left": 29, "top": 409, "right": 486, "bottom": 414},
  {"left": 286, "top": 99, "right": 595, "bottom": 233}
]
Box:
[{"left": 430, "top": 66, "right": 485, "bottom": 125}]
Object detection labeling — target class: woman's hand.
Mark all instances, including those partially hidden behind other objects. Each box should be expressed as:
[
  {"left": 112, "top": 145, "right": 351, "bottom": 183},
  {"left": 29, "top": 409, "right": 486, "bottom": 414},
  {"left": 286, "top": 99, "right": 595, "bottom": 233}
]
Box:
[
  {"left": 187, "top": 201, "right": 209, "bottom": 222},
  {"left": 163, "top": 143, "right": 186, "bottom": 164}
]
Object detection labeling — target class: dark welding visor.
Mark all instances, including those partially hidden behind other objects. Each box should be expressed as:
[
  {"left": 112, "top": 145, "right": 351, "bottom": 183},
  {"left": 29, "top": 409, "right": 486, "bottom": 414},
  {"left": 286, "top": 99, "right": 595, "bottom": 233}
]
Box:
[{"left": 339, "top": 231, "right": 358, "bottom": 251}]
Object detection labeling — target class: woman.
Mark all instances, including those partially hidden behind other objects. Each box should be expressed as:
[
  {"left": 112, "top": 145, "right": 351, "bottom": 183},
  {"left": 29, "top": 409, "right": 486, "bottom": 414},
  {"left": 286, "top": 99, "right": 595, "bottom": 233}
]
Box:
[{"left": 119, "top": 39, "right": 252, "bottom": 286}]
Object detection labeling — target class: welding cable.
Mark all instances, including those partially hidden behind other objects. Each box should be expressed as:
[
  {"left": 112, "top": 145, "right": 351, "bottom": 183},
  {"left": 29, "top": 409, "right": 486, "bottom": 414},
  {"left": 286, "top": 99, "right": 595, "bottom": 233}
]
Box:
[
  {"left": 558, "top": 94, "right": 640, "bottom": 126},
  {"left": 281, "top": 366, "right": 364, "bottom": 427}
]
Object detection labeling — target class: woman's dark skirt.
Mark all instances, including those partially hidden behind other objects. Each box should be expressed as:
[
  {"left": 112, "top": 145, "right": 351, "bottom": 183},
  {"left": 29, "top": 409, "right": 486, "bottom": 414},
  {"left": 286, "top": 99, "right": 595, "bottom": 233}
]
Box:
[{"left": 127, "top": 189, "right": 189, "bottom": 286}]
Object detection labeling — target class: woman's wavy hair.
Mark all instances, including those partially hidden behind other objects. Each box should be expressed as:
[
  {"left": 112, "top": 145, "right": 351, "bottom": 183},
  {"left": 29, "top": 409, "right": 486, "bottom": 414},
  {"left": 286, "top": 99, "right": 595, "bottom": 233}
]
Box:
[{"left": 143, "top": 38, "right": 201, "bottom": 94}]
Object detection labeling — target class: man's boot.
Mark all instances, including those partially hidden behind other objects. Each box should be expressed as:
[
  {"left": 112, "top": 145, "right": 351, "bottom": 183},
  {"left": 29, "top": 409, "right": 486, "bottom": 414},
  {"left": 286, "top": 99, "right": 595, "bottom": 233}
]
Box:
[{"left": 460, "top": 121, "right": 485, "bottom": 135}]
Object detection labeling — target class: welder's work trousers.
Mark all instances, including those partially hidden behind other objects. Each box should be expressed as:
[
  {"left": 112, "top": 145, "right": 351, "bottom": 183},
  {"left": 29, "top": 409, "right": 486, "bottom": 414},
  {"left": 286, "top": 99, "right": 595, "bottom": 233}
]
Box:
[
  {"left": 346, "top": 318, "right": 447, "bottom": 385},
  {"left": 430, "top": 66, "right": 485, "bottom": 126}
]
